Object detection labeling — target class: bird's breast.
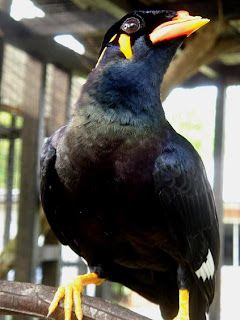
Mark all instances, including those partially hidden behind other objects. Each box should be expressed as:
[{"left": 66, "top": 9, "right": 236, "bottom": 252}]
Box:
[
  {"left": 55, "top": 133, "right": 180, "bottom": 270},
  {"left": 55, "top": 121, "right": 179, "bottom": 268}
]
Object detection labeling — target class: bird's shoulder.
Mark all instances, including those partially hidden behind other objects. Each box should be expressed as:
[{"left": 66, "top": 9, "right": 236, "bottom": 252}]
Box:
[
  {"left": 153, "top": 123, "right": 204, "bottom": 195},
  {"left": 40, "top": 126, "right": 67, "bottom": 172},
  {"left": 153, "top": 122, "right": 218, "bottom": 236}
]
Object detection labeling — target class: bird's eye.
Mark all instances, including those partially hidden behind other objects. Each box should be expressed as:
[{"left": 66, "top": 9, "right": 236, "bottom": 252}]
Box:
[{"left": 121, "top": 17, "right": 141, "bottom": 34}]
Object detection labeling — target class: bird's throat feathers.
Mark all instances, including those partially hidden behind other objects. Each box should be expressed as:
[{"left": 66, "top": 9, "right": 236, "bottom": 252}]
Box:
[
  {"left": 58, "top": 57, "right": 166, "bottom": 187},
  {"left": 77, "top": 49, "right": 168, "bottom": 130},
  {"left": 59, "top": 43, "right": 174, "bottom": 180}
]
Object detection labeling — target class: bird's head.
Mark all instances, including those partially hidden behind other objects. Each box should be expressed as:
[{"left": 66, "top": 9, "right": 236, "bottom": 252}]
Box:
[
  {"left": 94, "top": 10, "right": 209, "bottom": 77},
  {"left": 80, "top": 10, "right": 209, "bottom": 126}
]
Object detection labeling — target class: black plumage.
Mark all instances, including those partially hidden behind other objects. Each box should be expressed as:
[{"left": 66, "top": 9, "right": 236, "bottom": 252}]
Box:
[{"left": 40, "top": 10, "right": 219, "bottom": 320}]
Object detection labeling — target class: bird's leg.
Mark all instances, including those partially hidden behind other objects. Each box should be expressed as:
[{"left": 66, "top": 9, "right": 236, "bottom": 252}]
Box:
[
  {"left": 173, "top": 289, "right": 190, "bottom": 320},
  {"left": 47, "top": 272, "right": 105, "bottom": 320}
]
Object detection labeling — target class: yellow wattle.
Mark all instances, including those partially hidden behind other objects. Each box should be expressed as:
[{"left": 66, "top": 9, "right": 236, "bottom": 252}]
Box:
[{"left": 119, "top": 34, "right": 133, "bottom": 59}]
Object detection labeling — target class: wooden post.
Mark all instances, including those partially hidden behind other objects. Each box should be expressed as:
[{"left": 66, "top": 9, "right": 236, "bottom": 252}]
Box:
[
  {"left": 41, "top": 66, "right": 70, "bottom": 287},
  {"left": 41, "top": 230, "right": 61, "bottom": 286},
  {"left": 48, "top": 67, "right": 70, "bottom": 134},
  {"left": 210, "top": 80, "right": 226, "bottom": 320},
  {"left": 3, "top": 114, "right": 16, "bottom": 247},
  {"left": 15, "top": 56, "right": 44, "bottom": 283},
  {"left": 0, "top": 0, "right": 11, "bottom": 13},
  {"left": 0, "top": 37, "right": 4, "bottom": 101},
  {"left": 65, "top": 73, "right": 72, "bottom": 122}
]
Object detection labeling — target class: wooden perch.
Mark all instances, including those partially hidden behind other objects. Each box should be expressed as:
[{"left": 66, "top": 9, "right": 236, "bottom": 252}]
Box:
[{"left": 0, "top": 280, "right": 151, "bottom": 320}]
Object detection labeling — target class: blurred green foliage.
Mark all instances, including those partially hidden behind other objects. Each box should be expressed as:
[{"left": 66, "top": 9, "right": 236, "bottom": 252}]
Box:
[{"left": 0, "top": 111, "right": 22, "bottom": 189}]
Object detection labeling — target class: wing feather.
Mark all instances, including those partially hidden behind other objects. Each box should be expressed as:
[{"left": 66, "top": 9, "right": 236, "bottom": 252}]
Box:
[
  {"left": 40, "top": 126, "right": 69, "bottom": 245},
  {"left": 153, "top": 127, "right": 219, "bottom": 303}
]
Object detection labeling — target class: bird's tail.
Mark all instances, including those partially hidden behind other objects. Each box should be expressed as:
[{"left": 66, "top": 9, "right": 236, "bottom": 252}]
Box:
[{"left": 189, "top": 284, "right": 207, "bottom": 320}]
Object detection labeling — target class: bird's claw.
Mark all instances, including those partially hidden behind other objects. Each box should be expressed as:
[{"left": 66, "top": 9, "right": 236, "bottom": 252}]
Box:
[
  {"left": 47, "top": 273, "right": 104, "bottom": 320},
  {"left": 47, "top": 286, "right": 66, "bottom": 318},
  {"left": 47, "top": 280, "right": 82, "bottom": 320}
]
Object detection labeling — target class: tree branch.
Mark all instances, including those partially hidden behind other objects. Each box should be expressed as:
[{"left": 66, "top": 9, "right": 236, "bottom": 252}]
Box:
[
  {"left": 0, "top": 280, "right": 150, "bottom": 320},
  {"left": 161, "top": 22, "right": 222, "bottom": 100},
  {"left": 160, "top": 21, "right": 240, "bottom": 100}
]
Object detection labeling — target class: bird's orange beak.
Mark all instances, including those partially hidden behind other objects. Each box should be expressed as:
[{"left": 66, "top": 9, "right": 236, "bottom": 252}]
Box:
[{"left": 149, "top": 11, "right": 210, "bottom": 44}]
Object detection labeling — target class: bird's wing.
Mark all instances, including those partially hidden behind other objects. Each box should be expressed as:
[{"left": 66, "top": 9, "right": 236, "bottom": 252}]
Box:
[
  {"left": 153, "top": 126, "right": 219, "bottom": 304},
  {"left": 40, "top": 125, "right": 70, "bottom": 245}
]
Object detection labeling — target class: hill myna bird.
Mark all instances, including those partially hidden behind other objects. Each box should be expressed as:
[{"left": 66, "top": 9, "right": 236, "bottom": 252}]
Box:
[{"left": 40, "top": 9, "right": 219, "bottom": 320}]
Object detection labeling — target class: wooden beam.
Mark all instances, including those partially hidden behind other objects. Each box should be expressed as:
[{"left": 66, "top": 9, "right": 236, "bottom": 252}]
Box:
[
  {"left": 0, "top": 104, "right": 23, "bottom": 115},
  {"left": 0, "top": 11, "right": 91, "bottom": 76},
  {"left": 198, "top": 64, "right": 219, "bottom": 79},
  {"left": 72, "top": 0, "right": 127, "bottom": 19},
  {"left": 174, "top": 48, "right": 219, "bottom": 79},
  {"left": 161, "top": 22, "right": 222, "bottom": 100},
  {"left": 161, "top": 20, "right": 240, "bottom": 100},
  {"left": 0, "top": 125, "right": 20, "bottom": 139}
]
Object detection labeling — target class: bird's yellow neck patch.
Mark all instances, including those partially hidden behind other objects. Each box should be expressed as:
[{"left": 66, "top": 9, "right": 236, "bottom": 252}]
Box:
[
  {"left": 95, "top": 33, "right": 132, "bottom": 68},
  {"left": 95, "top": 47, "right": 107, "bottom": 68},
  {"left": 110, "top": 34, "right": 117, "bottom": 42},
  {"left": 119, "top": 34, "right": 133, "bottom": 59},
  {"left": 95, "top": 34, "right": 118, "bottom": 68}
]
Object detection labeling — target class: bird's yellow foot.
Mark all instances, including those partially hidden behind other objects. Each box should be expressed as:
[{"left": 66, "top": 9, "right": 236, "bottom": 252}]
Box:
[
  {"left": 47, "top": 272, "right": 105, "bottom": 320},
  {"left": 173, "top": 289, "right": 189, "bottom": 320}
]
